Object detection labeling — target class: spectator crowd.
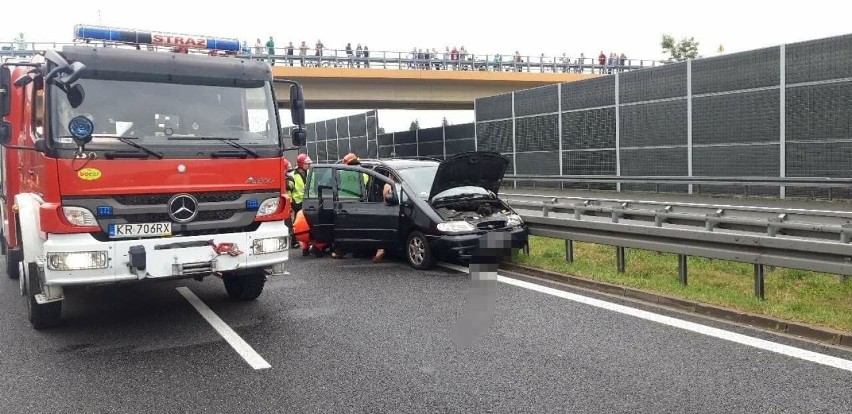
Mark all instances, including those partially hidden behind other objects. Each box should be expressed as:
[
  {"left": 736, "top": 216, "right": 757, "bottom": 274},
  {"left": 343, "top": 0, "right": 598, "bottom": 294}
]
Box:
[{"left": 243, "top": 36, "right": 646, "bottom": 74}]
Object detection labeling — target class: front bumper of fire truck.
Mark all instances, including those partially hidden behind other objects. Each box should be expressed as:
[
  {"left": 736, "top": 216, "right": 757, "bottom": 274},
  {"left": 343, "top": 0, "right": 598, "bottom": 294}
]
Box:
[{"left": 41, "top": 221, "right": 289, "bottom": 286}]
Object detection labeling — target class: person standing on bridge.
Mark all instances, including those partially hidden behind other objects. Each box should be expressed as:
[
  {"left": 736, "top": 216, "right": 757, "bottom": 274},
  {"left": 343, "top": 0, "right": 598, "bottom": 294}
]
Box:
[
  {"left": 363, "top": 45, "right": 370, "bottom": 68},
  {"left": 299, "top": 41, "right": 308, "bottom": 66},
  {"left": 266, "top": 36, "right": 276, "bottom": 66},
  {"left": 356, "top": 44, "right": 363, "bottom": 68},
  {"left": 286, "top": 42, "right": 295, "bottom": 66}
]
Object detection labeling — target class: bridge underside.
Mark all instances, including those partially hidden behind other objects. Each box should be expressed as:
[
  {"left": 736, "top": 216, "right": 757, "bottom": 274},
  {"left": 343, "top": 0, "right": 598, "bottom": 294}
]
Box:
[{"left": 272, "top": 67, "right": 595, "bottom": 110}]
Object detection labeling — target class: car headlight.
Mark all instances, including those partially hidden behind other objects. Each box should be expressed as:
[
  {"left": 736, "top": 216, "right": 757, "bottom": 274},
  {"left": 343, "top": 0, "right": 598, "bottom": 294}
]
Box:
[
  {"left": 506, "top": 214, "right": 523, "bottom": 227},
  {"left": 62, "top": 206, "right": 97, "bottom": 226},
  {"left": 252, "top": 236, "right": 288, "bottom": 255},
  {"left": 255, "top": 198, "right": 280, "bottom": 218},
  {"left": 437, "top": 221, "right": 476, "bottom": 233},
  {"left": 47, "top": 251, "right": 109, "bottom": 270}
]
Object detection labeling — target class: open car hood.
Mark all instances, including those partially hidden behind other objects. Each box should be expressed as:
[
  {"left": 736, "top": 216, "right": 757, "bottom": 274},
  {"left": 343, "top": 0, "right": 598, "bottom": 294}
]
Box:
[{"left": 428, "top": 152, "right": 510, "bottom": 200}]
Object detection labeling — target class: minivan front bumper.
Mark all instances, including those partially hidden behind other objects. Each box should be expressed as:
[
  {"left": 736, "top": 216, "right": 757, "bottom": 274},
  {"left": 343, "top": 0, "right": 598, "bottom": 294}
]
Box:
[{"left": 428, "top": 226, "right": 528, "bottom": 262}]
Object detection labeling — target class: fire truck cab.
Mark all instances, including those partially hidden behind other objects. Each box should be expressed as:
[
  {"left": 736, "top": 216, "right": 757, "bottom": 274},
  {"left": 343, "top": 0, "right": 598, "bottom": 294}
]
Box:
[{"left": 0, "top": 33, "right": 307, "bottom": 328}]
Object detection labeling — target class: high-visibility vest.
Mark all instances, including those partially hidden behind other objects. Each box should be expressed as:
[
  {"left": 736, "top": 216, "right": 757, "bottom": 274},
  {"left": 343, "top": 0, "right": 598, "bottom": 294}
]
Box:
[
  {"left": 339, "top": 171, "right": 370, "bottom": 198},
  {"left": 290, "top": 171, "right": 306, "bottom": 204}
]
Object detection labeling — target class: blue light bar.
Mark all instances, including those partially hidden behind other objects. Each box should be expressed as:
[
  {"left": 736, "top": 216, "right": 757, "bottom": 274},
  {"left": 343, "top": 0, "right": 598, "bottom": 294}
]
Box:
[
  {"left": 97, "top": 206, "right": 113, "bottom": 217},
  {"left": 73, "top": 24, "right": 240, "bottom": 52},
  {"left": 246, "top": 199, "right": 260, "bottom": 210}
]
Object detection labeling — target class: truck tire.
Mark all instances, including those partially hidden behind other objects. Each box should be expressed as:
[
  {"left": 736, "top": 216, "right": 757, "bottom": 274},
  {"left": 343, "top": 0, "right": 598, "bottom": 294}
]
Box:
[
  {"left": 406, "top": 231, "right": 435, "bottom": 270},
  {"left": 25, "top": 262, "right": 62, "bottom": 329},
  {"left": 223, "top": 271, "right": 266, "bottom": 301},
  {"left": 6, "top": 248, "right": 21, "bottom": 280}
]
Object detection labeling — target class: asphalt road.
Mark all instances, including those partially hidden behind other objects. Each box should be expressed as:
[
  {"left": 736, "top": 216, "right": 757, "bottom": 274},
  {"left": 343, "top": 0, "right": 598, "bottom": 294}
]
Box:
[{"left": 1, "top": 253, "right": 850, "bottom": 413}]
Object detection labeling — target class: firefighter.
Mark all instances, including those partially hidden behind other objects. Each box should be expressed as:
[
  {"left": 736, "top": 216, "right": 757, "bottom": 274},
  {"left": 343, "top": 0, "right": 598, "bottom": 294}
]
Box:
[
  {"left": 331, "top": 153, "right": 372, "bottom": 259},
  {"left": 286, "top": 154, "right": 312, "bottom": 252}
]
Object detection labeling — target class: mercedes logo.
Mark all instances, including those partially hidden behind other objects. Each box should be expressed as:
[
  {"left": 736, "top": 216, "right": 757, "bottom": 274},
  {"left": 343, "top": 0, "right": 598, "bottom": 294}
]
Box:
[{"left": 168, "top": 193, "right": 199, "bottom": 223}]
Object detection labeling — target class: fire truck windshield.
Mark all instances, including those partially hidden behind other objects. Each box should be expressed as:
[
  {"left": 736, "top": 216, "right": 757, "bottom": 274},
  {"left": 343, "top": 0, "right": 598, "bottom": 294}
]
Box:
[{"left": 49, "top": 78, "right": 279, "bottom": 157}]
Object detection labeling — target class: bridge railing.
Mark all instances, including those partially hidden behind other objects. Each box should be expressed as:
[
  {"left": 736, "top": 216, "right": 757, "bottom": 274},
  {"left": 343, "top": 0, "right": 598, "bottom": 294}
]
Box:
[{"left": 0, "top": 41, "right": 665, "bottom": 74}]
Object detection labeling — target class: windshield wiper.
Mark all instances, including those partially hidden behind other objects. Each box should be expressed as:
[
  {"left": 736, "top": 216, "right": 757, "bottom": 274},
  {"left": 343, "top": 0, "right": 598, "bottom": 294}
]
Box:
[
  {"left": 167, "top": 137, "right": 260, "bottom": 158},
  {"left": 210, "top": 138, "right": 259, "bottom": 158},
  {"left": 57, "top": 134, "right": 164, "bottom": 159}
]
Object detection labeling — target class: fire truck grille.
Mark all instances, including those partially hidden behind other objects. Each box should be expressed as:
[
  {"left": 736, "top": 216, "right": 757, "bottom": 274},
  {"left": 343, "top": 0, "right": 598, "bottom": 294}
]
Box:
[
  {"left": 113, "top": 192, "right": 244, "bottom": 205},
  {"left": 121, "top": 210, "right": 236, "bottom": 224}
]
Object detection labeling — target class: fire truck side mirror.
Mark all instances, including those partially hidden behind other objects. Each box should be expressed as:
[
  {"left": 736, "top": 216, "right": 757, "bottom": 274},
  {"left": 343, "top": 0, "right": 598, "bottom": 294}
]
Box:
[
  {"left": 0, "top": 121, "right": 11, "bottom": 146},
  {"left": 0, "top": 66, "right": 10, "bottom": 117},
  {"left": 290, "top": 127, "right": 306, "bottom": 147},
  {"left": 289, "top": 84, "right": 305, "bottom": 126},
  {"left": 67, "top": 84, "right": 85, "bottom": 109}
]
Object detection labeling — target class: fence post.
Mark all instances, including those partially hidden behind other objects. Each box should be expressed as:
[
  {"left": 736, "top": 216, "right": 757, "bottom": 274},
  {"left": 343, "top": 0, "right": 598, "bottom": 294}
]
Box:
[
  {"left": 754, "top": 264, "right": 765, "bottom": 300},
  {"left": 442, "top": 123, "right": 447, "bottom": 159},
  {"left": 687, "top": 59, "right": 693, "bottom": 195},
  {"left": 512, "top": 91, "right": 517, "bottom": 188},
  {"left": 565, "top": 240, "right": 574, "bottom": 263},
  {"left": 558, "top": 83, "right": 564, "bottom": 187},
  {"left": 779, "top": 43, "right": 787, "bottom": 199},
  {"left": 614, "top": 71, "right": 621, "bottom": 192},
  {"left": 616, "top": 246, "right": 626, "bottom": 273},
  {"left": 678, "top": 254, "right": 688, "bottom": 286}
]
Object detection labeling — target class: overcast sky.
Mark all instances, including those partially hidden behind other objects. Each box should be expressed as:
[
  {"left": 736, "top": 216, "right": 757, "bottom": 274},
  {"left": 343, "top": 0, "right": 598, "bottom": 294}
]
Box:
[{"left": 4, "top": 0, "right": 851, "bottom": 131}]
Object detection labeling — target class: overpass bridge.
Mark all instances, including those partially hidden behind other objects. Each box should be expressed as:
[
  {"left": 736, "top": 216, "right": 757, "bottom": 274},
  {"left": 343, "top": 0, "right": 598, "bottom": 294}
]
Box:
[
  {"left": 2, "top": 43, "right": 642, "bottom": 110},
  {"left": 271, "top": 66, "right": 596, "bottom": 109}
]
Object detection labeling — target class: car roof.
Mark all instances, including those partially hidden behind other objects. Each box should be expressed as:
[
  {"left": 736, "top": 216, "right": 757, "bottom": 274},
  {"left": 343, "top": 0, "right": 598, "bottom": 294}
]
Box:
[{"left": 361, "top": 158, "right": 439, "bottom": 170}]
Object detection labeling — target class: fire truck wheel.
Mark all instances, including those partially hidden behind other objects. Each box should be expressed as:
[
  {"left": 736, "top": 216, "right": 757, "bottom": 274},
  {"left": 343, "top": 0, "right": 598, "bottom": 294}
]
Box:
[
  {"left": 6, "top": 250, "right": 20, "bottom": 280},
  {"left": 25, "top": 262, "right": 62, "bottom": 329},
  {"left": 223, "top": 270, "right": 266, "bottom": 301}
]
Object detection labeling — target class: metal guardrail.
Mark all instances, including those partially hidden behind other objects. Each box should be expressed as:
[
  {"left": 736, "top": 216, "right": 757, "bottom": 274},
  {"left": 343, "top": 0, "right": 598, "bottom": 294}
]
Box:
[
  {"left": 503, "top": 174, "right": 852, "bottom": 200},
  {"left": 501, "top": 192, "right": 852, "bottom": 299},
  {"left": 0, "top": 42, "right": 664, "bottom": 74}
]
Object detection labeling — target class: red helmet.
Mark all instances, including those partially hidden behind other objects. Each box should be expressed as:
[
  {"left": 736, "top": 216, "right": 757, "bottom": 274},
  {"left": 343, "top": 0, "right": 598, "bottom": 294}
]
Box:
[
  {"left": 282, "top": 157, "right": 291, "bottom": 172},
  {"left": 342, "top": 152, "right": 359, "bottom": 165},
  {"left": 296, "top": 153, "right": 312, "bottom": 167}
]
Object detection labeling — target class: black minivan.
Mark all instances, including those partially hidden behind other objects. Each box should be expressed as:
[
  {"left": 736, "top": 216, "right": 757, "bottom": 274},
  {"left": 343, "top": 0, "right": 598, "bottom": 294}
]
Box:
[{"left": 301, "top": 151, "right": 528, "bottom": 269}]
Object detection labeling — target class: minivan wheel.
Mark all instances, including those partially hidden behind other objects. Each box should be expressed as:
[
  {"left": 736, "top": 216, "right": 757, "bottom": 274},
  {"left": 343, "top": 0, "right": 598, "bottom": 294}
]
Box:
[{"left": 406, "top": 231, "right": 435, "bottom": 270}]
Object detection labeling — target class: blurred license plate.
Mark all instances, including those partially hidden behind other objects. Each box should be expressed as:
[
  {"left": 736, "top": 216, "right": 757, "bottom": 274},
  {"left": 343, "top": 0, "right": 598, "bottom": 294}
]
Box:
[{"left": 108, "top": 223, "right": 172, "bottom": 238}]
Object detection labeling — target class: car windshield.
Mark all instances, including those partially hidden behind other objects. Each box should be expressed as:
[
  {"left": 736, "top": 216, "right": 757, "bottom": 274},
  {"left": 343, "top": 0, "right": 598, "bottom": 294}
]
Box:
[
  {"left": 50, "top": 78, "right": 278, "bottom": 150},
  {"left": 397, "top": 166, "right": 491, "bottom": 199}
]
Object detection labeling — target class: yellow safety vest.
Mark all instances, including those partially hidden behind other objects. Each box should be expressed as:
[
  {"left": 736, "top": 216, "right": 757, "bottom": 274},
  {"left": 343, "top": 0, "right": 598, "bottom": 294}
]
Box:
[
  {"left": 338, "top": 171, "right": 370, "bottom": 198},
  {"left": 290, "top": 171, "right": 306, "bottom": 204}
]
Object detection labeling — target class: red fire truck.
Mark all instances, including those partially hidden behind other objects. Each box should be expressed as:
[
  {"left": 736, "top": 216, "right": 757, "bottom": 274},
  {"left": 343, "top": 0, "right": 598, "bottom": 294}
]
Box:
[{"left": 0, "top": 27, "right": 307, "bottom": 328}]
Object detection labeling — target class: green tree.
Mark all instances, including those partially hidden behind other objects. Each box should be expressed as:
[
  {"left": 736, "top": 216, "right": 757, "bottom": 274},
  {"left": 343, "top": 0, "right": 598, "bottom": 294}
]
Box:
[
  {"left": 441, "top": 116, "right": 450, "bottom": 127},
  {"left": 409, "top": 119, "right": 419, "bottom": 131},
  {"left": 661, "top": 34, "right": 700, "bottom": 62},
  {"left": 378, "top": 127, "right": 386, "bottom": 134}
]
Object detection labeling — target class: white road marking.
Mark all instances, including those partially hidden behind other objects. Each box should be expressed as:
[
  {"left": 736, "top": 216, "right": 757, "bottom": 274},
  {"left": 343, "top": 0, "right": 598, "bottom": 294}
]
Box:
[
  {"left": 176, "top": 287, "right": 271, "bottom": 370},
  {"left": 438, "top": 263, "right": 852, "bottom": 373}
]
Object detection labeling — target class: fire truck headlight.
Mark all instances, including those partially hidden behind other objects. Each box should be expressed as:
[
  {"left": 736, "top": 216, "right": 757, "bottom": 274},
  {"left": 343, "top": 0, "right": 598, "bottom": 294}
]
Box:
[
  {"left": 47, "top": 251, "right": 109, "bottom": 271},
  {"left": 252, "top": 237, "right": 288, "bottom": 255},
  {"left": 255, "top": 198, "right": 280, "bottom": 218},
  {"left": 62, "top": 207, "right": 97, "bottom": 226}
]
